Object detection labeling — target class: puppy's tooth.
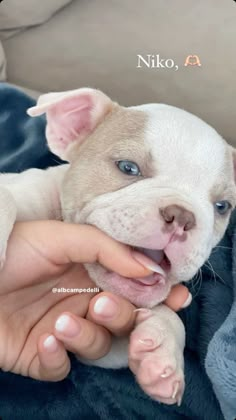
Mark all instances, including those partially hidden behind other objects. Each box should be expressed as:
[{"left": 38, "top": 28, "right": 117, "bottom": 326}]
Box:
[{"left": 172, "top": 382, "right": 179, "bottom": 399}]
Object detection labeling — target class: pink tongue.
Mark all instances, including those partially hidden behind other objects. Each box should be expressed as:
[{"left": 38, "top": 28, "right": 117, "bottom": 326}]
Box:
[{"left": 135, "top": 273, "right": 165, "bottom": 285}]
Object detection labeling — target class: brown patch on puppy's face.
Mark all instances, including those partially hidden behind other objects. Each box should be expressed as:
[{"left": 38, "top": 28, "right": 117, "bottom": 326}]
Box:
[{"left": 62, "top": 105, "right": 150, "bottom": 213}]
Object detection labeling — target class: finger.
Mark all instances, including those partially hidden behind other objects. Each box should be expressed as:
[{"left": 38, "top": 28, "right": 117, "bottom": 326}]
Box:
[
  {"left": 36, "top": 334, "right": 71, "bottom": 381},
  {"left": 164, "top": 285, "right": 192, "bottom": 312},
  {"left": 54, "top": 312, "right": 111, "bottom": 359},
  {"left": 55, "top": 223, "right": 152, "bottom": 277},
  {"left": 16, "top": 221, "right": 152, "bottom": 278},
  {"left": 87, "top": 292, "right": 136, "bottom": 336}
]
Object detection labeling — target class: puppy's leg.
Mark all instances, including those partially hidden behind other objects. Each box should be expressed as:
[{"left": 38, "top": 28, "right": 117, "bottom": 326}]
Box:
[
  {"left": 0, "top": 166, "right": 68, "bottom": 267},
  {"left": 0, "top": 187, "right": 17, "bottom": 267},
  {"left": 129, "top": 305, "right": 185, "bottom": 405}
]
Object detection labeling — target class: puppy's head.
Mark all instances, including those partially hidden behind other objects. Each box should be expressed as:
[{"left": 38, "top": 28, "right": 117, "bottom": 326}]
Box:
[{"left": 28, "top": 88, "right": 236, "bottom": 308}]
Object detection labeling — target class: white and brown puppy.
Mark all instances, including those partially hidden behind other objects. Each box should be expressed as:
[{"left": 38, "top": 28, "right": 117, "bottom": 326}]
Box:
[{"left": 0, "top": 88, "right": 235, "bottom": 405}]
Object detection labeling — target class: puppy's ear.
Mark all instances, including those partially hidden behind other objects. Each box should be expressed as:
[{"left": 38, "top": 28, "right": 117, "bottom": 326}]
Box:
[{"left": 27, "top": 88, "right": 114, "bottom": 160}]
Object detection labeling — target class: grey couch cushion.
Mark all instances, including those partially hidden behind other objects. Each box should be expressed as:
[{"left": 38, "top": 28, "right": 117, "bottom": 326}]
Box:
[
  {"left": 0, "top": 0, "right": 74, "bottom": 40},
  {"left": 2, "top": 0, "right": 236, "bottom": 145}
]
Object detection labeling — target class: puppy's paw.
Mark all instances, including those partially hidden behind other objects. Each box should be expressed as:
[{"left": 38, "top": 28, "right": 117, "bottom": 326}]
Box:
[
  {"left": 129, "top": 311, "right": 185, "bottom": 405},
  {"left": 0, "top": 187, "right": 17, "bottom": 268}
]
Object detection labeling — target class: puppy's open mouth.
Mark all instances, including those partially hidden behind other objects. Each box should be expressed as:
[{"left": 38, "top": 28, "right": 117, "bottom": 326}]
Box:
[
  {"left": 99, "top": 245, "right": 172, "bottom": 306},
  {"left": 131, "top": 247, "right": 171, "bottom": 287}
]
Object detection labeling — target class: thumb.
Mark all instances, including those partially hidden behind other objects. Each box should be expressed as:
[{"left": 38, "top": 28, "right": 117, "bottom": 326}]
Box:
[{"left": 22, "top": 220, "right": 152, "bottom": 279}]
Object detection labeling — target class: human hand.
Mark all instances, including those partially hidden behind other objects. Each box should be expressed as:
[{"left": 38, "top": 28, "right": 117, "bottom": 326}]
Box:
[{"left": 0, "top": 220, "right": 190, "bottom": 381}]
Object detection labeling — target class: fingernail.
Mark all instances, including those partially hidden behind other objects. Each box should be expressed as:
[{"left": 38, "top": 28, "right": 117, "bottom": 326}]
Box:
[
  {"left": 55, "top": 314, "right": 80, "bottom": 337},
  {"left": 132, "top": 251, "right": 165, "bottom": 276},
  {"left": 181, "top": 293, "right": 192, "bottom": 308},
  {"left": 43, "top": 335, "right": 58, "bottom": 353},
  {"left": 93, "top": 296, "right": 119, "bottom": 318}
]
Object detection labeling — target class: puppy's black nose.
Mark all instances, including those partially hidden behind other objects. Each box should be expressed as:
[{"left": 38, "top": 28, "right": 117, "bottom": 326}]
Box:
[{"left": 160, "top": 205, "right": 195, "bottom": 231}]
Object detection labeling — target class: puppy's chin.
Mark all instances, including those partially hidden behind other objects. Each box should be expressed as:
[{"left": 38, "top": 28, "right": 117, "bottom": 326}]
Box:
[{"left": 85, "top": 263, "right": 172, "bottom": 308}]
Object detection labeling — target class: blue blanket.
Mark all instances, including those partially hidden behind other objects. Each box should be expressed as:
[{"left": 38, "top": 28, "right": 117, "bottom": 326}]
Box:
[{"left": 0, "top": 83, "right": 235, "bottom": 420}]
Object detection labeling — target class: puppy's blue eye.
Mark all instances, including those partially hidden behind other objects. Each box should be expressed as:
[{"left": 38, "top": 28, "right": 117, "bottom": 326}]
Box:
[
  {"left": 116, "top": 160, "right": 141, "bottom": 176},
  {"left": 214, "top": 200, "right": 232, "bottom": 215}
]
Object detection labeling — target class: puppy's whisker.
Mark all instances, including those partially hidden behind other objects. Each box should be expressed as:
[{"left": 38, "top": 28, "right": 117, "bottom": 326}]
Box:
[
  {"left": 204, "top": 260, "right": 217, "bottom": 285},
  {"left": 204, "top": 260, "right": 226, "bottom": 285},
  {"left": 213, "top": 271, "right": 226, "bottom": 285},
  {"left": 189, "top": 268, "right": 202, "bottom": 297},
  {"left": 52, "top": 158, "right": 65, "bottom": 165}
]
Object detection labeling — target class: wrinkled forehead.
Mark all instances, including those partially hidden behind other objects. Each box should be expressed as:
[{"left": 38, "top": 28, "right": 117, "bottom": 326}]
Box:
[{"left": 128, "top": 103, "right": 228, "bottom": 184}]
